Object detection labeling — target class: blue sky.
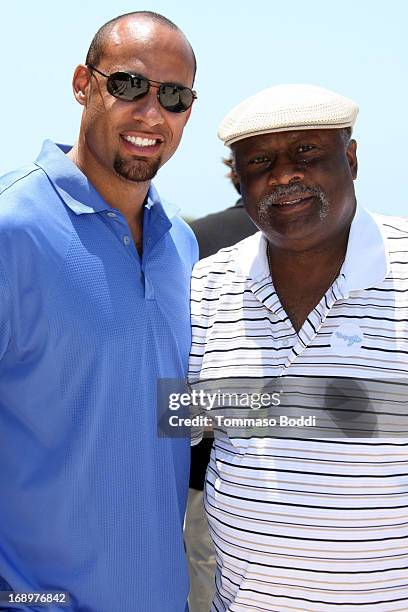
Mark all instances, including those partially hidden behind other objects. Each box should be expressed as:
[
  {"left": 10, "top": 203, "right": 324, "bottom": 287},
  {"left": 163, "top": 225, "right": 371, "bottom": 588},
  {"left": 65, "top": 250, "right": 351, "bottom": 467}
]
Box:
[{"left": 1, "top": 0, "right": 407, "bottom": 219}]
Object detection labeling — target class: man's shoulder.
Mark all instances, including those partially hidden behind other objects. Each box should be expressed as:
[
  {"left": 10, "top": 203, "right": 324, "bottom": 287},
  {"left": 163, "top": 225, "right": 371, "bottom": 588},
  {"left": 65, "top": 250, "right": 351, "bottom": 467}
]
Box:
[
  {"left": 0, "top": 164, "right": 43, "bottom": 198},
  {"left": 373, "top": 212, "right": 408, "bottom": 238},
  {"left": 0, "top": 165, "right": 46, "bottom": 233},
  {"left": 372, "top": 212, "right": 408, "bottom": 266},
  {"left": 171, "top": 212, "right": 196, "bottom": 237},
  {"left": 192, "top": 232, "right": 260, "bottom": 279},
  {"left": 0, "top": 163, "right": 70, "bottom": 261},
  {"left": 172, "top": 212, "right": 199, "bottom": 246},
  {"left": 0, "top": 164, "right": 47, "bottom": 226},
  {"left": 167, "top": 212, "right": 199, "bottom": 265}
]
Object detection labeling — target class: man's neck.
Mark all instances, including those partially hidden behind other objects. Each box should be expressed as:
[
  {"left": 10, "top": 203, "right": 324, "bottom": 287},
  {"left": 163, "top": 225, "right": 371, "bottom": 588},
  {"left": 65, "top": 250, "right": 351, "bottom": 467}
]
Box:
[
  {"left": 68, "top": 142, "right": 149, "bottom": 249},
  {"left": 267, "top": 230, "right": 350, "bottom": 332}
]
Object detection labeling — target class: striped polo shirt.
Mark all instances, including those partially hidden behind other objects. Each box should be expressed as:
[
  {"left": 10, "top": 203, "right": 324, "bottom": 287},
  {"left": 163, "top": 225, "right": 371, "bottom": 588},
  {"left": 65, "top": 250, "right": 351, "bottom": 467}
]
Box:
[{"left": 189, "top": 206, "right": 408, "bottom": 611}]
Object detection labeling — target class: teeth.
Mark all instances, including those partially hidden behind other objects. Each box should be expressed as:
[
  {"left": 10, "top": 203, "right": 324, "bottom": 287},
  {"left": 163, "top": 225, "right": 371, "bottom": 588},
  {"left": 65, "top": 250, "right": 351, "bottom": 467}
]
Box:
[
  {"left": 123, "top": 135, "right": 157, "bottom": 147},
  {"left": 280, "top": 198, "right": 303, "bottom": 205}
]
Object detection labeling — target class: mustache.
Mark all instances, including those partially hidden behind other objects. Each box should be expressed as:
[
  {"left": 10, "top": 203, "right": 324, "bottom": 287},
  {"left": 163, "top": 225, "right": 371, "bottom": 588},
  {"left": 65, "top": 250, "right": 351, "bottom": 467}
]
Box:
[{"left": 259, "top": 183, "right": 326, "bottom": 206}]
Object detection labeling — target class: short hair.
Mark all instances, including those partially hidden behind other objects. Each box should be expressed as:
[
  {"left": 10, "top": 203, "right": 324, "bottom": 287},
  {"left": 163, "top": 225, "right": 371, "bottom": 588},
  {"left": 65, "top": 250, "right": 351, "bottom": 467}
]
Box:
[
  {"left": 342, "top": 126, "right": 353, "bottom": 146},
  {"left": 85, "top": 11, "right": 196, "bottom": 83}
]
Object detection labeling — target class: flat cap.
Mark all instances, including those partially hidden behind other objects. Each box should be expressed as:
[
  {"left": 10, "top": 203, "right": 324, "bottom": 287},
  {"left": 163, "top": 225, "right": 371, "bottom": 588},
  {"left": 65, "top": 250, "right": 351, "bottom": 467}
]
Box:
[{"left": 218, "top": 84, "right": 359, "bottom": 146}]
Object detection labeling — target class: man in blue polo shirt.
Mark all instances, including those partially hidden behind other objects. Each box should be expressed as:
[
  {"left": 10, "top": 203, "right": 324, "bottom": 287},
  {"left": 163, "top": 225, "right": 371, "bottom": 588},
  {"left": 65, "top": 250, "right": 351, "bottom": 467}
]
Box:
[{"left": 0, "top": 11, "right": 197, "bottom": 612}]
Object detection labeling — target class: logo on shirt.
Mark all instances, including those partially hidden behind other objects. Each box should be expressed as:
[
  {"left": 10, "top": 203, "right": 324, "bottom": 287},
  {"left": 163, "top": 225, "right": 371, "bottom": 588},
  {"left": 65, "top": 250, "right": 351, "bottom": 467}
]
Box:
[
  {"left": 335, "top": 331, "right": 362, "bottom": 347},
  {"left": 330, "top": 323, "right": 364, "bottom": 356}
]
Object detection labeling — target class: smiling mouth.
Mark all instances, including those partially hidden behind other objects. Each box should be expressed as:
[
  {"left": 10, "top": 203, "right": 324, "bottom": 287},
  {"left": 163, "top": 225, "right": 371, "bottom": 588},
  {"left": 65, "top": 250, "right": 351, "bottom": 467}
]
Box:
[
  {"left": 272, "top": 194, "right": 315, "bottom": 207},
  {"left": 120, "top": 133, "right": 164, "bottom": 156},
  {"left": 122, "top": 135, "right": 161, "bottom": 147}
]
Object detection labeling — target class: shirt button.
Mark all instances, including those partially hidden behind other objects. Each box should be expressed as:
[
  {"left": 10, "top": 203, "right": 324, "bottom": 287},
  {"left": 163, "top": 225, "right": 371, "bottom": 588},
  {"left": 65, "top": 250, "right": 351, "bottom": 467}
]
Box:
[
  {"left": 107, "top": 211, "right": 117, "bottom": 217},
  {"left": 282, "top": 339, "right": 289, "bottom": 346},
  {"left": 123, "top": 235, "right": 131, "bottom": 246}
]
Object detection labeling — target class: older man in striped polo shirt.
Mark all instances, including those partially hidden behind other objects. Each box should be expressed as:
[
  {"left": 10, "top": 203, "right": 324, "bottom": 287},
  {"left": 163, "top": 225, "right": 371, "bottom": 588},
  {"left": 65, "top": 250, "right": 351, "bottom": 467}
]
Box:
[{"left": 189, "top": 85, "right": 408, "bottom": 611}]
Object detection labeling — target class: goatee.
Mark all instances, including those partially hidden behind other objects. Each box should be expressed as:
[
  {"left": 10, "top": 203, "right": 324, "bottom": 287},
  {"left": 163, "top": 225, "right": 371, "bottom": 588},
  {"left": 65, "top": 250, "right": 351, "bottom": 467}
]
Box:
[{"left": 113, "top": 156, "right": 162, "bottom": 182}]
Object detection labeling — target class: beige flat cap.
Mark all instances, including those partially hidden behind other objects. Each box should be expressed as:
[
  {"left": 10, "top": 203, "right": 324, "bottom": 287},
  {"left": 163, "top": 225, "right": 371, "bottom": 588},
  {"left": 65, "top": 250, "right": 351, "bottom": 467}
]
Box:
[{"left": 218, "top": 84, "right": 359, "bottom": 146}]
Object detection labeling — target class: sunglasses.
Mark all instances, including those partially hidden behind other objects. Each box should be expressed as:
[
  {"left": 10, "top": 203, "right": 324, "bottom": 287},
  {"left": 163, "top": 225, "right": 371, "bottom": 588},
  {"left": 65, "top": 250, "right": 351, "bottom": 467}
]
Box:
[{"left": 87, "top": 65, "right": 197, "bottom": 113}]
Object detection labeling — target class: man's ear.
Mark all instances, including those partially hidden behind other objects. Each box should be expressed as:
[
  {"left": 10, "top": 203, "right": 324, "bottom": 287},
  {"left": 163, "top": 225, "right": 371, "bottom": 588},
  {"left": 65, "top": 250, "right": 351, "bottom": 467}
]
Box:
[
  {"left": 183, "top": 105, "right": 193, "bottom": 126},
  {"left": 347, "top": 139, "right": 358, "bottom": 180},
  {"left": 72, "top": 64, "right": 91, "bottom": 107}
]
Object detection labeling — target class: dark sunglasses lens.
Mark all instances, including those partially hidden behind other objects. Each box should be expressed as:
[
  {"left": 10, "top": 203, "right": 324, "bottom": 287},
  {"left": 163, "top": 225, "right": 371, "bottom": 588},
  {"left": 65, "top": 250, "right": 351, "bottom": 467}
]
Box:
[
  {"left": 159, "top": 84, "right": 193, "bottom": 112},
  {"left": 107, "top": 72, "right": 149, "bottom": 100}
]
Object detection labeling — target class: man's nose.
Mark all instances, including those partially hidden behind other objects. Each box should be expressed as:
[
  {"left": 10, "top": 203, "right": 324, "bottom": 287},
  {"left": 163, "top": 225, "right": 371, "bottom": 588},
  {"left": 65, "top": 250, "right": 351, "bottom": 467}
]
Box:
[
  {"left": 267, "top": 156, "right": 304, "bottom": 186},
  {"left": 130, "top": 88, "right": 165, "bottom": 126}
]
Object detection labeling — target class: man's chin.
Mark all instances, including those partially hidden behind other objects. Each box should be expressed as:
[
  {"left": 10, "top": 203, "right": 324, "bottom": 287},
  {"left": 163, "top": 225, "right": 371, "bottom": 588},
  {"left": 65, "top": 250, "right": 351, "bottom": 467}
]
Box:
[
  {"left": 257, "top": 206, "right": 326, "bottom": 243},
  {"left": 113, "top": 157, "right": 162, "bottom": 183}
]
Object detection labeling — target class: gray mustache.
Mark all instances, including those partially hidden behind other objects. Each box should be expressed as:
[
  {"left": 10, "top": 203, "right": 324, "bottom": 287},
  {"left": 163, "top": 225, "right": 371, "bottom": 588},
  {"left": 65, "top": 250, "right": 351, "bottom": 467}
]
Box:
[{"left": 260, "top": 183, "right": 325, "bottom": 205}]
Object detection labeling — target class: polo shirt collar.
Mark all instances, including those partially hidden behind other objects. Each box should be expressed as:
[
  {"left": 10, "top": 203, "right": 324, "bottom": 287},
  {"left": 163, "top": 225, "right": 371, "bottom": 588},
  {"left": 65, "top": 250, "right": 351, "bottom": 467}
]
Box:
[
  {"left": 35, "top": 140, "right": 109, "bottom": 214},
  {"left": 147, "top": 182, "right": 180, "bottom": 219},
  {"left": 342, "top": 206, "right": 390, "bottom": 292},
  {"left": 34, "top": 139, "right": 179, "bottom": 221},
  {"left": 236, "top": 205, "right": 390, "bottom": 292},
  {"left": 235, "top": 232, "right": 268, "bottom": 281}
]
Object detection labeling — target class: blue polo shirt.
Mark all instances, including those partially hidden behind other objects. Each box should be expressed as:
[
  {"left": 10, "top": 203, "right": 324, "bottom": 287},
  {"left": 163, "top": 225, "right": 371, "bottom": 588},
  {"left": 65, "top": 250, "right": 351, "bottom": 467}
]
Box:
[{"left": 0, "top": 141, "right": 198, "bottom": 611}]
